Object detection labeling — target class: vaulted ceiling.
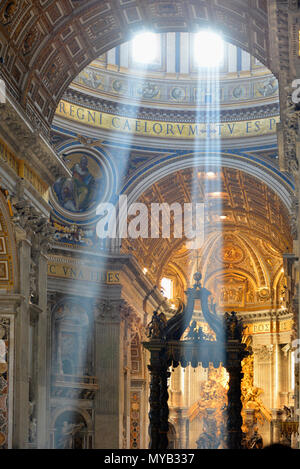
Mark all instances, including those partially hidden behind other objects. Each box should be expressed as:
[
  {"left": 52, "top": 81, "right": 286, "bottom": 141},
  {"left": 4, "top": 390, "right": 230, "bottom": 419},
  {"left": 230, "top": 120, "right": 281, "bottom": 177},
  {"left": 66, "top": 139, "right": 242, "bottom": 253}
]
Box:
[
  {"left": 0, "top": 0, "right": 270, "bottom": 133},
  {"left": 122, "top": 166, "right": 292, "bottom": 312}
]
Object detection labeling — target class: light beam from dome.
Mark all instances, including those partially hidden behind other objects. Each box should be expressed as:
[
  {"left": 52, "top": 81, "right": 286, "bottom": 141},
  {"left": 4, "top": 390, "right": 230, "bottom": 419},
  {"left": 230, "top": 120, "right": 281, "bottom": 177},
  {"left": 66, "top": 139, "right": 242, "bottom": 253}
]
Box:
[
  {"left": 194, "top": 30, "right": 224, "bottom": 68},
  {"left": 185, "top": 33, "right": 227, "bottom": 449},
  {"left": 132, "top": 31, "right": 160, "bottom": 65}
]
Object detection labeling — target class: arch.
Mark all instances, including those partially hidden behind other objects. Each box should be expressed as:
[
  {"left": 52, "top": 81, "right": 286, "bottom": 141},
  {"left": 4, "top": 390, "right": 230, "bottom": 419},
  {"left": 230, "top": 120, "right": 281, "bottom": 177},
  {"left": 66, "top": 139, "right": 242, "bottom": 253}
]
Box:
[
  {"left": 51, "top": 407, "right": 93, "bottom": 449},
  {"left": 0, "top": 1, "right": 271, "bottom": 128},
  {"left": 120, "top": 152, "right": 294, "bottom": 213},
  {"left": 51, "top": 406, "right": 93, "bottom": 430}
]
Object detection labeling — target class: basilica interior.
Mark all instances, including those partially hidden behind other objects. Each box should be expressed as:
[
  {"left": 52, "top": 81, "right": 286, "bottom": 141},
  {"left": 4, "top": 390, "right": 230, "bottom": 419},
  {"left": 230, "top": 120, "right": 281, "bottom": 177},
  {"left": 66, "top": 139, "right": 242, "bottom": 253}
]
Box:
[{"left": 0, "top": 0, "right": 300, "bottom": 450}]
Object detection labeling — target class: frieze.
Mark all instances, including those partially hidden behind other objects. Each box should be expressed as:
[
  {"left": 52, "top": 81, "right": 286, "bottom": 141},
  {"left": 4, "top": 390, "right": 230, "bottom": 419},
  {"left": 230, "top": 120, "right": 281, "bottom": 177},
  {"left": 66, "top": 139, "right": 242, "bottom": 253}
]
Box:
[
  {"left": 73, "top": 66, "right": 279, "bottom": 109},
  {"left": 56, "top": 99, "right": 280, "bottom": 141},
  {"left": 0, "top": 0, "right": 271, "bottom": 130},
  {"left": 48, "top": 260, "right": 120, "bottom": 285},
  {"left": 243, "top": 319, "right": 294, "bottom": 336},
  {"left": 62, "top": 88, "right": 280, "bottom": 124}
]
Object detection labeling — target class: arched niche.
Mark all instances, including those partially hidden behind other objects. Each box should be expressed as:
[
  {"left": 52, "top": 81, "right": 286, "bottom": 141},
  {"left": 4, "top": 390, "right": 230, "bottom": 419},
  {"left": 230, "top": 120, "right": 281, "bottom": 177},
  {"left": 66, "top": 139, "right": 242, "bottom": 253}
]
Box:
[
  {"left": 51, "top": 408, "right": 93, "bottom": 449},
  {"left": 51, "top": 298, "right": 93, "bottom": 377}
]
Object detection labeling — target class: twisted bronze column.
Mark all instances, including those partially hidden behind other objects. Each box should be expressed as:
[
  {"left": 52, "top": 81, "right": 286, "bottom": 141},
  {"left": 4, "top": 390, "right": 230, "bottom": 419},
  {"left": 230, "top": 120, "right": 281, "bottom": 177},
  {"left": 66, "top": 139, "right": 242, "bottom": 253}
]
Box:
[
  {"left": 226, "top": 360, "right": 244, "bottom": 449},
  {"left": 147, "top": 345, "right": 170, "bottom": 449},
  {"left": 159, "top": 365, "right": 170, "bottom": 449},
  {"left": 148, "top": 355, "right": 162, "bottom": 449}
]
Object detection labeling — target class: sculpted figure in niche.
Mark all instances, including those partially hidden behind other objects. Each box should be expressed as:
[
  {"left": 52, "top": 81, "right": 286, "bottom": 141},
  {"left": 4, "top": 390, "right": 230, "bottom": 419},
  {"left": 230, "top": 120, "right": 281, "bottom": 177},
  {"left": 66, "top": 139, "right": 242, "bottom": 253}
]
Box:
[
  {"left": 58, "top": 421, "right": 85, "bottom": 449},
  {"left": 236, "top": 287, "right": 243, "bottom": 303},
  {"left": 29, "top": 418, "right": 37, "bottom": 444}
]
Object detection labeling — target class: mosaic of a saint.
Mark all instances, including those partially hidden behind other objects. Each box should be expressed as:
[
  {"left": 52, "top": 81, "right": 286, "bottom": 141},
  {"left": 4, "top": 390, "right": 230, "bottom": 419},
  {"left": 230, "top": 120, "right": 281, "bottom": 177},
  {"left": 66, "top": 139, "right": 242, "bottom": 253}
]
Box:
[{"left": 53, "top": 155, "right": 103, "bottom": 213}]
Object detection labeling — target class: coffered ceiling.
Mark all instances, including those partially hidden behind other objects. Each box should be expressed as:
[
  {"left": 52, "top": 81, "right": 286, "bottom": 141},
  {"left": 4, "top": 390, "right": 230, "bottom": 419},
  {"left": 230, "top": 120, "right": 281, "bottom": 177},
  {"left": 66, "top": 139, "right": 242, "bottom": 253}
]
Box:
[
  {"left": 0, "top": 0, "right": 270, "bottom": 133},
  {"left": 122, "top": 166, "right": 292, "bottom": 310}
]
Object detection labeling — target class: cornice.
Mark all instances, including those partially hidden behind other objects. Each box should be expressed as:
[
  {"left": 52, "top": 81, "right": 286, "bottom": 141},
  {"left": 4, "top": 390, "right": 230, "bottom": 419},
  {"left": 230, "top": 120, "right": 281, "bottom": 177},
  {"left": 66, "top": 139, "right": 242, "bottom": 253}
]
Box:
[
  {"left": 62, "top": 88, "right": 279, "bottom": 124},
  {"left": 237, "top": 310, "right": 293, "bottom": 323},
  {"left": 0, "top": 93, "right": 70, "bottom": 186}
]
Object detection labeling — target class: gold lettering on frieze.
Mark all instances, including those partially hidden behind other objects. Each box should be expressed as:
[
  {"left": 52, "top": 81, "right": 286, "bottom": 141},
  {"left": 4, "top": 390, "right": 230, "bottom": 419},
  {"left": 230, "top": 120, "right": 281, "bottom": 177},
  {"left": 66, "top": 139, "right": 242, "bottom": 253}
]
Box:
[
  {"left": 48, "top": 263, "right": 120, "bottom": 284},
  {"left": 56, "top": 100, "right": 279, "bottom": 140},
  {"left": 244, "top": 319, "right": 293, "bottom": 335}
]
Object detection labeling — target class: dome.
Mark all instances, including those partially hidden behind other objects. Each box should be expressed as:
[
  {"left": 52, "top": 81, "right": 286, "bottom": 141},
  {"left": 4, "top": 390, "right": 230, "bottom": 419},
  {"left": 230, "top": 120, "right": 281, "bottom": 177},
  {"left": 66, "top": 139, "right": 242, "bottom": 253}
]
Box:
[{"left": 69, "top": 32, "right": 278, "bottom": 112}]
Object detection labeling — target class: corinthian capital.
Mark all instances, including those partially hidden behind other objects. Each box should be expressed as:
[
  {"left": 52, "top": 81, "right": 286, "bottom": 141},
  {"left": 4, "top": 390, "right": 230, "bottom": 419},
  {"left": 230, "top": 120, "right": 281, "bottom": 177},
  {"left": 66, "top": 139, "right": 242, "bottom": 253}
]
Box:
[
  {"left": 94, "top": 299, "right": 133, "bottom": 323},
  {"left": 12, "top": 199, "right": 54, "bottom": 252}
]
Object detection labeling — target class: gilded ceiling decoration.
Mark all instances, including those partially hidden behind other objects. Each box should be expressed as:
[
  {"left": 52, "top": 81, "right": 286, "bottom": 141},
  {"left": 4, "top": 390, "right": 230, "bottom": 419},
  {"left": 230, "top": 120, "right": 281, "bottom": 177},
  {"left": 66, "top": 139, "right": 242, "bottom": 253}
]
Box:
[
  {"left": 0, "top": 0, "right": 270, "bottom": 133},
  {"left": 122, "top": 166, "right": 292, "bottom": 312},
  {"left": 70, "top": 33, "right": 278, "bottom": 111}
]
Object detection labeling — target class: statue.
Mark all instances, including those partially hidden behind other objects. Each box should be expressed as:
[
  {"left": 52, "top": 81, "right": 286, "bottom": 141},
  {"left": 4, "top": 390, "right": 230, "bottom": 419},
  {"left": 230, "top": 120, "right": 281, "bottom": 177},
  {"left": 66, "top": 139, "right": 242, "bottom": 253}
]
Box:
[
  {"left": 146, "top": 310, "right": 167, "bottom": 339},
  {"left": 186, "top": 320, "right": 207, "bottom": 341},
  {"left": 146, "top": 271, "right": 226, "bottom": 342},
  {"left": 196, "top": 409, "right": 222, "bottom": 449},
  {"left": 58, "top": 421, "right": 85, "bottom": 449},
  {"left": 247, "top": 429, "right": 263, "bottom": 449},
  {"left": 224, "top": 311, "right": 244, "bottom": 341},
  {"left": 29, "top": 418, "right": 37, "bottom": 444},
  {"left": 0, "top": 326, "right": 7, "bottom": 375}
]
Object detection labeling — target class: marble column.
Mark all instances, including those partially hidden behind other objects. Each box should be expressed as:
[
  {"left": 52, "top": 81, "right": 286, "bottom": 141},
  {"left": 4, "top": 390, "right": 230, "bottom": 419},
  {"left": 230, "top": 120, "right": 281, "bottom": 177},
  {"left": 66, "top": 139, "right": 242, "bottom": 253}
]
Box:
[
  {"left": 94, "top": 299, "right": 127, "bottom": 449},
  {"left": 35, "top": 251, "right": 48, "bottom": 448},
  {"left": 123, "top": 321, "right": 132, "bottom": 449},
  {"left": 13, "top": 238, "right": 31, "bottom": 448}
]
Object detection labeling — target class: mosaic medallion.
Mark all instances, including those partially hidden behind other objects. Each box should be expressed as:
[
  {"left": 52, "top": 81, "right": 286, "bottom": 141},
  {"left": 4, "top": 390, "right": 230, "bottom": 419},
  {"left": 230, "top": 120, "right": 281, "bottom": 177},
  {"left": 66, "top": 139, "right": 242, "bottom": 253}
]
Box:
[{"left": 52, "top": 152, "right": 106, "bottom": 215}]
